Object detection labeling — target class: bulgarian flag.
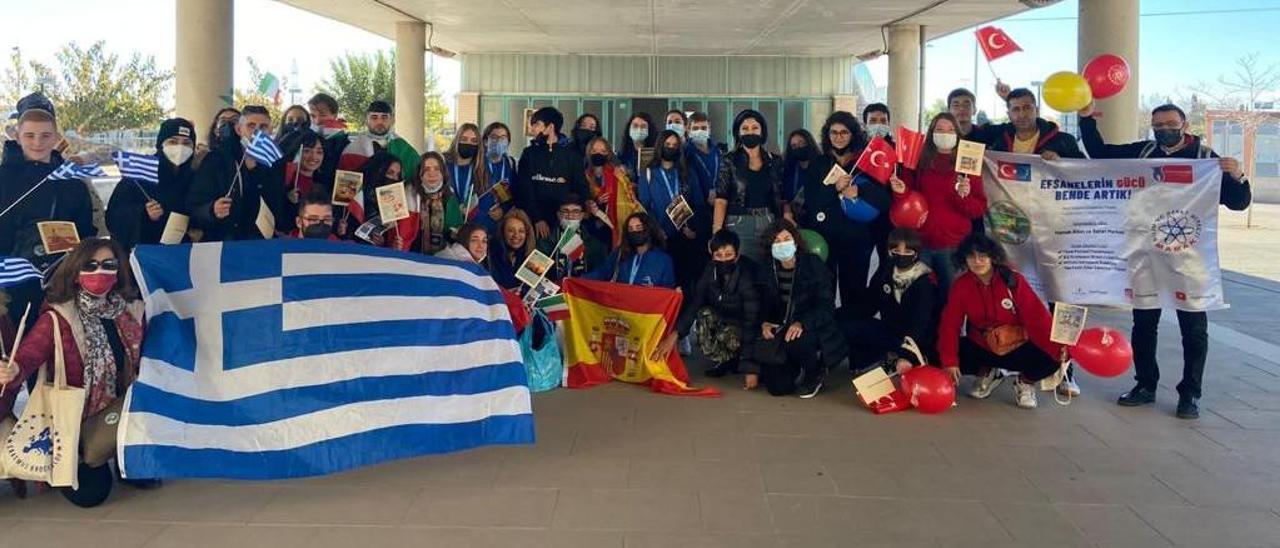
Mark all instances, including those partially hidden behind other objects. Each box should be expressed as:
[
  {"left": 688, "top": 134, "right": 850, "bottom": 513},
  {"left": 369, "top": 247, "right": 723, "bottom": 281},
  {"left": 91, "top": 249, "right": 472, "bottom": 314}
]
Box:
[{"left": 562, "top": 278, "right": 720, "bottom": 397}]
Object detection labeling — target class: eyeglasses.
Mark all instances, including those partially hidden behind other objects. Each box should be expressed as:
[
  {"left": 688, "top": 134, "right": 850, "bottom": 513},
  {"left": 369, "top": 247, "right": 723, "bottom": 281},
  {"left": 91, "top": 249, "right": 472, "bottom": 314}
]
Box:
[
  {"left": 81, "top": 259, "right": 119, "bottom": 272},
  {"left": 558, "top": 208, "right": 584, "bottom": 216},
  {"left": 829, "top": 129, "right": 852, "bottom": 137},
  {"left": 302, "top": 217, "right": 334, "bottom": 224}
]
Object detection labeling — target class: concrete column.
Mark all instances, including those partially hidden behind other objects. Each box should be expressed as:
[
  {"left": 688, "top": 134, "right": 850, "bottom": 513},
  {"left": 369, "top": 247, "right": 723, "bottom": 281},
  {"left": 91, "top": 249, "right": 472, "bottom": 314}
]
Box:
[
  {"left": 175, "top": 0, "right": 233, "bottom": 140},
  {"left": 1079, "top": 0, "right": 1139, "bottom": 142},
  {"left": 887, "top": 25, "right": 922, "bottom": 131},
  {"left": 394, "top": 21, "right": 427, "bottom": 152}
]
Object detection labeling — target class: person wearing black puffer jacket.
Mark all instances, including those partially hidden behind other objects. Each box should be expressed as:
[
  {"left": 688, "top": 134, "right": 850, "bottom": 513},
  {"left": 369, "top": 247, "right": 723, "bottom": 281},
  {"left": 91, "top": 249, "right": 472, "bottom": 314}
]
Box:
[
  {"left": 841, "top": 228, "right": 940, "bottom": 374},
  {"left": 106, "top": 118, "right": 198, "bottom": 252}
]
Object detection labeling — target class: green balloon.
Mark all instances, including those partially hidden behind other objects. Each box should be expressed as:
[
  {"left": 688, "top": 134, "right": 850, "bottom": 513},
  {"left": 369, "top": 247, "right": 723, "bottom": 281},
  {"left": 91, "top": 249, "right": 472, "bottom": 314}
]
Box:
[{"left": 799, "top": 229, "right": 828, "bottom": 261}]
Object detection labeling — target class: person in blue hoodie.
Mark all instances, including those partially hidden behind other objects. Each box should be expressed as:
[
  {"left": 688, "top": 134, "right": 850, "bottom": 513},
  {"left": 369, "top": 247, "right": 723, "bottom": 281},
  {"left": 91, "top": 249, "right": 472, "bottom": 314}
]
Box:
[
  {"left": 618, "top": 112, "right": 657, "bottom": 180},
  {"left": 588, "top": 212, "right": 675, "bottom": 288},
  {"left": 684, "top": 111, "right": 721, "bottom": 210},
  {"left": 636, "top": 130, "right": 705, "bottom": 289}
]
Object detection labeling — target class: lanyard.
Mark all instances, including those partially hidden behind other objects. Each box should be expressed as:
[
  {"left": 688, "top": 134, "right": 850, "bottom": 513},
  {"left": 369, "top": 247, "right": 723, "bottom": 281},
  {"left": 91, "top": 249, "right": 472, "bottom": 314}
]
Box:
[
  {"left": 694, "top": 147, "right": 717, "bottom": 185},
  {"left": 452, "top": 163, "right": 473, "bottom": 201},
  {"left": 655, "top": 168, "right": 678, "bottom": 201},
  {"left": 628, "top": 252, "right": 644, "bottom": 284},
  {"left": 489, "top": 159, "right": 507, "bottom": 184},
  {"left": 791, "top": 167, "right": 802, "bottom": 195}
]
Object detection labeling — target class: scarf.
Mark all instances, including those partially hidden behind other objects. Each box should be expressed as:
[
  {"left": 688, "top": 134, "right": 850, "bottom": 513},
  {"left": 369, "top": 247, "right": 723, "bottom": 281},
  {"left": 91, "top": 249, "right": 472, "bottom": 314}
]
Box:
[
  {"left": 891, "top": 261, "right": 932, "bottom": 303},
  {"left": 75, "top": 290, "right": 127, "bottom": 414},
  {"left": 420, "top": 192, "right": 447, "bottom": 253}
]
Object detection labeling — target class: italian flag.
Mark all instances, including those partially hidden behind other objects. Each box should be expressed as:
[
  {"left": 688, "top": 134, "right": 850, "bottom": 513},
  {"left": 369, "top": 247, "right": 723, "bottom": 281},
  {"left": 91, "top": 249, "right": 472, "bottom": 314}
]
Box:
[
  {"left": 555, "top": 226, "right": 585, "bottom": 262},
  {"left": 562, "top": 278, "right": 719, "bottom": 397},
  {"left": 534, "top": 293, "right": 569, "bottom": 322}
]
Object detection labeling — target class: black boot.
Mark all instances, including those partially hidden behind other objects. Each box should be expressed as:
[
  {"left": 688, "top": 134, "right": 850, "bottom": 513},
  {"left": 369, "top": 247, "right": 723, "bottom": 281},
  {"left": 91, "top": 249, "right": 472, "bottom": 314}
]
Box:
[
  {"left": 705, "top": 359, "right": 739, "bottom": 378},
  {"left": 1117, "top": 385, "right": 1156, "bottom": 407},
  {"left": 1176, "top": 395, "right": 1200, "bottom": 419}
]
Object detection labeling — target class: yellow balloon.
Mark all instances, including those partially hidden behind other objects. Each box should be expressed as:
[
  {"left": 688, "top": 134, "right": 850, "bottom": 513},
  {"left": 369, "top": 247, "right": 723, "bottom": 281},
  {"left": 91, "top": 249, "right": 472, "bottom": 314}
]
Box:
[{"left": 1042, "top": 71, "right": 1093, "bottom": 112}]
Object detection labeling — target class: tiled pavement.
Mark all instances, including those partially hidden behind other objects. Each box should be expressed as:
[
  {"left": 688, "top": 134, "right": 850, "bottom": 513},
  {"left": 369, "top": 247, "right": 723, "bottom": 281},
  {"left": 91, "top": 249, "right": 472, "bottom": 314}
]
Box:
[{"left": 2, "top": 261, "right": 1280, "bottom": 546}]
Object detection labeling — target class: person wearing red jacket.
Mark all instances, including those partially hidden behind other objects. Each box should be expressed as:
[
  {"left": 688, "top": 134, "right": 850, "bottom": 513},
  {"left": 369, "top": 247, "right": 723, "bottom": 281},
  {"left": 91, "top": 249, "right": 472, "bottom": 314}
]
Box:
[
  {"left": 890, "top": 113, "right": 986, "bottom": 296},
  {"left": 938, "top": 233, "right": 1065, "bottom": 409}
]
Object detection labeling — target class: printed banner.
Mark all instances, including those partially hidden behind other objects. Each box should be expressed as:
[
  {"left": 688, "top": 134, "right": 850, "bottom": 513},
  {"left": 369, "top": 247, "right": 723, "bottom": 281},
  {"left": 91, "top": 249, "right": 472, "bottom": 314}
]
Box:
[{"left": 982, "top": 151, "right": 1224, "bottom": 311}]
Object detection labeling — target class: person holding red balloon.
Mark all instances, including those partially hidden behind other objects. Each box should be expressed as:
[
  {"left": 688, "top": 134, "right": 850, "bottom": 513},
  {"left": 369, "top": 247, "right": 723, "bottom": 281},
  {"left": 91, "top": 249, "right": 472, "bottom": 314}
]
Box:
[
  {"left": 889, "top": 113, "right": 988, "bottom": 296},
  {"left": 938, "top": 233, "right": 1065, "bottom": 409},
  {"left": 1078, "top": 100, "right": 1252, "bottom": 420}
]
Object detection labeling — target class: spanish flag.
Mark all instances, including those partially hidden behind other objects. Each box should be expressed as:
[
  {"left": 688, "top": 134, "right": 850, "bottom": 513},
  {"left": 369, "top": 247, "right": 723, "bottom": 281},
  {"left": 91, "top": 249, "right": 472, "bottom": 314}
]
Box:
[
  {"left": 562, "top": 278, "right": 720, "bottom": 397},
  {"left": 601, "top": 166, "right": 646, "bottom": 248}
]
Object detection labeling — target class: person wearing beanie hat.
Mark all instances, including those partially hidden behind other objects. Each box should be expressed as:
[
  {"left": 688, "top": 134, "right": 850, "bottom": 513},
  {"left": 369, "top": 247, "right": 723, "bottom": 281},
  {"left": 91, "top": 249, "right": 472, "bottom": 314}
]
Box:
[
  {"left": 711, "top": 108, "right": 789, "bottom": 266},
  {"left": 107, "top": 117, "right": 199, "bottom": 251}
]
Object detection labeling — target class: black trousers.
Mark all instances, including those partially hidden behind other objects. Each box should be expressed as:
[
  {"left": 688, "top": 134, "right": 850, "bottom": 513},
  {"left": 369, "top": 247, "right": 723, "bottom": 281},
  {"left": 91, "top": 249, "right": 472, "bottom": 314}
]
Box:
[
  {"left": 1131, "top": 308, "right": 1208, "bottom": 398},
  {"left": 956, "top": 337, "right": 1060, "bottom": 382},
  {"left": 760, "top": 332, "right": 822, "bottom": 396},
  {"left": 824, "top": 234, "right": 874, "bottom": 318},
  {"left": 840, "top": 317, "right": 899, "bottom": 372}
]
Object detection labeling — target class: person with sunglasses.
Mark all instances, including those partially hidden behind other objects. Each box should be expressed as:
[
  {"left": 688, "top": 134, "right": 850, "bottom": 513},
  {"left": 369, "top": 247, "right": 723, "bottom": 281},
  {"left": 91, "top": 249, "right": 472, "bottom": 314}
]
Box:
[{"left": 0, "top": 238, "right": 153, "bottom": 507}]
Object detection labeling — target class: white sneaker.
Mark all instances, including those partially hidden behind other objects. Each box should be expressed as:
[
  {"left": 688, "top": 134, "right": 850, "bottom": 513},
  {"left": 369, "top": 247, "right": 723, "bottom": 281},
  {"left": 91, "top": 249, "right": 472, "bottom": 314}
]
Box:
[
  {"left": 1056, "top": 376, "right": 1081, "bottom": 398},
  {"left": 968, "top": 369, "right": 1004, "bottom": 399},
  {"left": 1014, "top": 381, "right": 1038, "bottom": 409}
]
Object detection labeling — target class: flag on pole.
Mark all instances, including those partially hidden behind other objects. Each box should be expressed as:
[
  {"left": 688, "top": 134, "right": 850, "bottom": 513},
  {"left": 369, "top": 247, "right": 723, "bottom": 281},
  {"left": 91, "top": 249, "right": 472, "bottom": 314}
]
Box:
[
  {"left": 112, "top": 150, "right": 160, "bottom": 184},
  {"left": 0, "top": 256, "right": 41, "bottom": 288},
  {"left": 975, "top": 26, "right": 1022, "bottom": 62},
  {"left": 854, "top": 136, "right": 897, "bottom": 184},
  {"left": 257, "top": 72, "right": 282, "bottom": 104},
  {"left": 246, "top": 129, "right": 283, "bottom": 166},
  {"left": 561, "top": 278, "right": 719, "bottom": 397},
  {"left": 534, "top": 293, "right": 569, "bottom": 322},
  {"left": 119, "top": 239, "right": 534, "bottom": 480},
  {"left": 49, "top": 161, "right": 106, "bottom": 181},
  {"left": 895, "top": 126, "right": 927, "bottom": 170}
]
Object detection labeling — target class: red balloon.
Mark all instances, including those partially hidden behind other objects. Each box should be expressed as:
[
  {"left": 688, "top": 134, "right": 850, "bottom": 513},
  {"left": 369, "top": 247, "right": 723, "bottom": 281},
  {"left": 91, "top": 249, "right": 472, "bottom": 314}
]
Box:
[
  {"left": 1069, "top": 326, "right": 1133, "bottom": 377},
  {"left": 1082, "top": 54, "right": 1130, "bottom": 100},
  {"left": 900, "top": 366, "right": 955, "bottom": 414},
  {"left": 890, "top": 191, "right": 929, "bottom": 229}
]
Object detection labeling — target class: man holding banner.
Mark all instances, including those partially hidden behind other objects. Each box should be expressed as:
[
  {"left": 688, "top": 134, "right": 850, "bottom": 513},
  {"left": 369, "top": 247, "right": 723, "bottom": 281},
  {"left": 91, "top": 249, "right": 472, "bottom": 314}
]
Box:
[{"left": 1079, "top": 102, "right": 1252, "bottom": 419}]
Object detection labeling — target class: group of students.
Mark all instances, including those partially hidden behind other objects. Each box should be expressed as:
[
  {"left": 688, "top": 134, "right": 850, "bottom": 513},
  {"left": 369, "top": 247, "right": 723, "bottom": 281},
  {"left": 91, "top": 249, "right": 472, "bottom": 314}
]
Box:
[{"left": 0, "top": 80, "right": 1253, "bottom": 506}]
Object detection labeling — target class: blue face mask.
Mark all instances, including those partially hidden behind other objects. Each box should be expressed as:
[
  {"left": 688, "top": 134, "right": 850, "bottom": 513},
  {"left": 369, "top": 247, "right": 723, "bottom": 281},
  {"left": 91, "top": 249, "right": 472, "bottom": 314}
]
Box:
[
  {"left": 771, "top": 240, "right": 797, "bottom": 262},
  {"left": 486, "top": 139, "right": 509, "bottom": 159},
  {"left": 629, "top": 127, "right": 649, "bottom": 143},
  {"left": 666, "top": 122, "right": 685, "bottom": 137}
]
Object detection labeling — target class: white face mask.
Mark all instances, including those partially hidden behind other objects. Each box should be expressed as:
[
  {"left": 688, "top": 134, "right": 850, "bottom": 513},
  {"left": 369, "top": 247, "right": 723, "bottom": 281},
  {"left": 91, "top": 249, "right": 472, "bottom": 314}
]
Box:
[
  {"left": 629, "top": 127, "right": 649, "bottom": 143},
  {"left": 666, "top": 122, "right": 685, "bottom": 137},
  {"left": 932, "top": 133, "right": 958, "bottom": 151},
  {"left": 560, "top": 218, "right": 581, "bottom": 231},
  {"left": 867, "top": 124, "right": 891, "bottom": 139},
  {"left": 423, "top": 178, "right": 444, "bottom": 194},
  {"left": 162, "top": 143, "right": 194, "bottom": 165},
  {"left": 689, "top": 129, "right": 710, "bottom": 145}
]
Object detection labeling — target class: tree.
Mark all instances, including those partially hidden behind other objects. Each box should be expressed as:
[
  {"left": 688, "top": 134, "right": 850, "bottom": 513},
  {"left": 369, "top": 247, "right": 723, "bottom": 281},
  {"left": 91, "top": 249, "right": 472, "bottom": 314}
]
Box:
[
  {"left": 2, "top": 42, "right": 171, "bottom": 134},
  {"left": 315, "top": 50, "right": 451, "bottom": 134}
]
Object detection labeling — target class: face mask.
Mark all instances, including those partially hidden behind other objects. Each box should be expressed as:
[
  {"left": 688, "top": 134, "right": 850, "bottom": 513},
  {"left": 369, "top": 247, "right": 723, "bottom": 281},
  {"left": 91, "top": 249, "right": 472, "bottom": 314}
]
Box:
[
  {"left": 867, "top": 124, "right": 891, "bottom": 139},
  {"left": 590, "top": 153, "right": 609, "bottom": 167},
  {"left": 892, "top": 252, "right": 919, "bottom": 270},
  {"left": 423, "top": 178, "right": 444, "bottom": 194},
  {"left": 560, "top": 218, "right": 580, "bottom": 231},
  {"left": 457, "top": 143, "right": 478, "bottom": 159},
  {"left": 572, "top": 128, "right": 598, "bottom": 145},
  {"left": 739, "top": 133, "right": 763, "bottom": 149},
  {"left": 79, "top": 272, "right": 117, "bottom": 297},
  {"left": 629, "top": 127, "right": 649, "bottom": 143},
  {"left": 217, "top": 123, "right": 236, "bottom": 142},
  {"left": 666, "top": 122, "right": 685, "bottom": 137},
  {"left": 1154, "top": 128, "right": 1183, "bottom": 147},
  {"left": 689, "top": 129, "right": 710, "bottom": 146},
  {"left": 713, "top": 260, "right": 736, "bottom": 277},
  {"left": 771, "top": 240, "right": 797, "bottom": 262},
  {"left": 302, "top": 223, "right": 333, "bottom": 239},
  {"left": 660, "top": 147, "right": 680, "bottom": 162},
  {"left": 533, "top": 133, "right": 549, "bottom": 145},
  {"left": 932, "top": 133, "right": 958, "bottom": 151},
  {"left": 486, "top": 139, "right": 509, "bottom": 158},
  {"left": 285, "top": 120, "right": 307, "bottom": 133},
  {"left": 163, "top": 143, "right": 193, "bottom": 165},
  {"left": 626, "top": 230, "right": 649, "bottom": 247},
  {"left": 790, "top": 147, "right": 813, "bottom": 162}
]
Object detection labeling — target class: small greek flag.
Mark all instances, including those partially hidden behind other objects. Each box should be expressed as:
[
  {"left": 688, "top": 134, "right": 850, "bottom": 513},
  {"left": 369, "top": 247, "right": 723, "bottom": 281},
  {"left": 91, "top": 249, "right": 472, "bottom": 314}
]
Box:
[
  {"left": 245, "top": 129, "right": 283, "bottom": 167},
  {"left": 49, "top": 161, "right": 107, "bottom": 181},
  {"left": 0, "top": 256, "right": 41, "bottom": 288},
  {"left": 112, "top": 150, "right": 160, "bottom": 184}
]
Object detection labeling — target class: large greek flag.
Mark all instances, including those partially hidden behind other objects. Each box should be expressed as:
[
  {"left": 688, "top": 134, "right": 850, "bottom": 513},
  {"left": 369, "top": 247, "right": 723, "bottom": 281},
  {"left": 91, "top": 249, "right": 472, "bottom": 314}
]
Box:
[{"left": 119, "top": 239, "right": 534, "bottom": 480}]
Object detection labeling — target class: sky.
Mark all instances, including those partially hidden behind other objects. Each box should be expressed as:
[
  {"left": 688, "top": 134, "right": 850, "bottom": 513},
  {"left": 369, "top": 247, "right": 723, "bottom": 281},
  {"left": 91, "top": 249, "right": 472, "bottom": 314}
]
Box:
[{"left": 2, "top": 0, "right": 1278, "bottom": 120}]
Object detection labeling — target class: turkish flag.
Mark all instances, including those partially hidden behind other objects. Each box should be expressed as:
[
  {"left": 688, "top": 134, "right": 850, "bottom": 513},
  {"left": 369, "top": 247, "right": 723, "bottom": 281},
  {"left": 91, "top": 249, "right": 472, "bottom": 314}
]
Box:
[
  {"left": 975, "top": 26, "right": 1021, "bottom": 62},
  {"left": 855, "top": 136, "right": 897, "bottom": 184},
  {"left": 895, "top": 126, "right": 926, "bottom": 170}
]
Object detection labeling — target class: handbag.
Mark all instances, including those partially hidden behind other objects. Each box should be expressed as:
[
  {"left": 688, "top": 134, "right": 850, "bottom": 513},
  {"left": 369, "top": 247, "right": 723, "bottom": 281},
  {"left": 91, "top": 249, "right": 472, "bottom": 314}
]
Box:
[
  {"left": 0, "top": 311, "right": 86, "bottom": 489},
  {"left": 520, "top": 311, "right": 562, "bottom": 393},
  {"left": 80, "top": 396, "right": 124, "bottom": 467},
  {"left": 982, "top": 324, "right": 1028, "bottom": 356}
]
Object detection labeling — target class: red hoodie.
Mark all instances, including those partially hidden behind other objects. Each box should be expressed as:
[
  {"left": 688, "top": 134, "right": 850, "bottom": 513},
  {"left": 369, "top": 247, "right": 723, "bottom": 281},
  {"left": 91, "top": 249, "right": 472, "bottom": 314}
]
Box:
[
  {"left": 896, "top": 154, "right": 986, "bottom": 249},
  {"left": 938, "top": 268, "right": 1061, "bottom": 369}
]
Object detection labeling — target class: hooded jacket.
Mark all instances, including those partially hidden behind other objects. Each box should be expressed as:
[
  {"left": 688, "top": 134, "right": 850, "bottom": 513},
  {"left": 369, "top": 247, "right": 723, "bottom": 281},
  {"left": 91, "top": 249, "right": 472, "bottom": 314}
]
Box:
[
  {"left": 982, "top": 118, "right": 1084, "bottom": 158},
  {"left": 938, "top": 268, "right": 1061, "bottom": 369},
  {"left": 514, "top": 139, "right": 590, "bottom": 227},
  {"left": 0, "top": 144, "right": 97, "bottom": 261},
  {"left": 868, "top": 261, "right": 940, "bottom": 365},
  {"left": 186, "top": 140, "right": 287, "bottom": 241}
]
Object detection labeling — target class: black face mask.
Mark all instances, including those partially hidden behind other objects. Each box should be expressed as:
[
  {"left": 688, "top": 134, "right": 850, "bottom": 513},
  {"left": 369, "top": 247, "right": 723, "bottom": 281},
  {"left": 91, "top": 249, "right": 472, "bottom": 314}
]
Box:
[
  {"left": 302, "top": 223, "right": 333, "bottom": 239},
  {"left": 457, "top": 143, "right": 478, "bottom": 159},
  {"left": 573, "top": 128, "right": 598, "bottom": 144},
  {"left": 626, "top": 231, "right": 649, "bottom": 247},
  {"left": 533, "top": 133, "right": 548, "bottom": 145},
  {"left": 739, "top": 133, "right": 763, "bottom": 149},
  {"left": 285, "top": 121, "right": 307, "bottom": 133},
  {"left": 217, "top": 123, "right": 236, "bottom": 143},
  {"left": 790, "top": 147, "right": 813, "bottom": 162},
  {"left": 660, "top": 147, "right": 680, "bottom": 161},
  {"left": 832, "top": 145, "right": 850, "bottom": 156},
  {"left": 713, "top": 260, "right": 736, "bottom": 277},
  {"left": 1154, "top": 128, "right": 1183, "bottom": 147},
  {"left": 891, "top": 252, "right": 918, "bottom": 270},
  {"left": 590, "top": 153, "right": 609, "bottom": 167}
]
